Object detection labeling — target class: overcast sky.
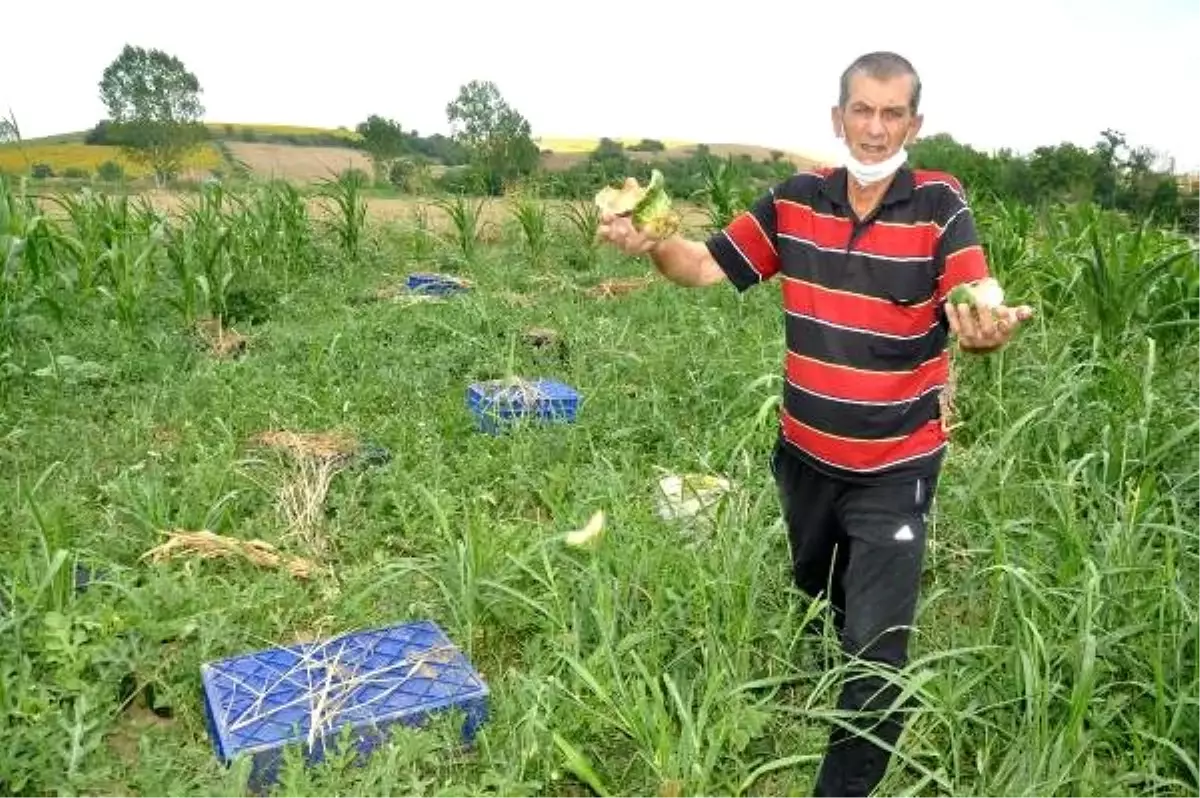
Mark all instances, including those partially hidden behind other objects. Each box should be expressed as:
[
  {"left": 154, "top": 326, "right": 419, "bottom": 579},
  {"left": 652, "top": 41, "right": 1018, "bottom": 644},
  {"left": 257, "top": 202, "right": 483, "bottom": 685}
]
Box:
[{"left": 4, "top": 0, "right": 1198, "bottom": 171}]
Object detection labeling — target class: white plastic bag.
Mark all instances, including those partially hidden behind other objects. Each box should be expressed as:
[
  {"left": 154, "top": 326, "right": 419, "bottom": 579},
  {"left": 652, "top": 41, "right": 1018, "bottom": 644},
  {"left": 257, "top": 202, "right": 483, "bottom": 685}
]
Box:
[{"left": 654, "top": 473, "right": 732, "bottom": 523}]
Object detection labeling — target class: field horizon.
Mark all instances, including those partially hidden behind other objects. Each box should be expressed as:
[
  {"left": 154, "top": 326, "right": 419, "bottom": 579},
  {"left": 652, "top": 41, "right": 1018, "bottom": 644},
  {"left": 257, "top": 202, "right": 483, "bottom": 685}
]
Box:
[{"left": 0, "top": 122, "right": 834, "bottom": 185}]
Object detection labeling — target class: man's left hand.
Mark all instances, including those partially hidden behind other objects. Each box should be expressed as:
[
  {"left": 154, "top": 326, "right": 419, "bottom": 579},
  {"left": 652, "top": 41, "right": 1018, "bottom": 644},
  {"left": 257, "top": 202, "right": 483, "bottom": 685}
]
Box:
[{"left": 945, "top": 301, "right": 1035, "bottom": 353}]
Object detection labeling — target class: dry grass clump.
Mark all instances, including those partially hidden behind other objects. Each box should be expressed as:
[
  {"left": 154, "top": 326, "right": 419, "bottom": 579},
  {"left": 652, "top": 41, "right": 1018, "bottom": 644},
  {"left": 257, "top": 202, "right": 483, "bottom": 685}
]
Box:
[
  {"left": 141, "top": 529, "right": 317, "bottom": 579},
  {"left": 250, "top": 429, "right": 359, "bottom": 462},
  {"left": 940, "top": 355, "right": 960, "bottom": 433},
  {"left": 248, "top": 429, "right": 362, "bottom": 557},
  {"left": 195, "top": 317, "right": 248, "bottom": 359},
  {"left": 585, "top": 276, "right": 655, "bottom": 299}
]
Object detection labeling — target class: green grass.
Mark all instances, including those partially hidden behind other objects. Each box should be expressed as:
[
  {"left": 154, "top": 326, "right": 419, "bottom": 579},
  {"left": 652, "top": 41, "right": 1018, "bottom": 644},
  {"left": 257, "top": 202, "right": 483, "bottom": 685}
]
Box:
[{"left": 0, "top": 176, "right": 1197, "bottom": 797}]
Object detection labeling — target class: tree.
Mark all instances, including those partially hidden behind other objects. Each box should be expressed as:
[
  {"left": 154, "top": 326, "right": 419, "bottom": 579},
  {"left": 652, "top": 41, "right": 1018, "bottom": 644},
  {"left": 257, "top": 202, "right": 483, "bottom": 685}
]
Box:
[
  {"left": 99, "top": 44, "right": 209, "bottom": 185},
  {"left": 445, "top": 80, "right": 539, "bottom": 195},
  {"left": 0, "top": 107, "right": 24, "bottom": 146},
  {"left": 1028, "top": 142, "right": 1100, "bottom": 203},
  {"left": 355, "top": 115, "right": 410, "bottom": 182}
]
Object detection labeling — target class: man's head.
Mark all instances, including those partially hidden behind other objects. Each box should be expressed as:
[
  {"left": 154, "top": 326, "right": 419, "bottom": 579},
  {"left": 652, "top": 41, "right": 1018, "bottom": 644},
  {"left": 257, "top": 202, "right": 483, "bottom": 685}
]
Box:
[{"left": 831, "top": 52, "right": 924, "bottom": 165}]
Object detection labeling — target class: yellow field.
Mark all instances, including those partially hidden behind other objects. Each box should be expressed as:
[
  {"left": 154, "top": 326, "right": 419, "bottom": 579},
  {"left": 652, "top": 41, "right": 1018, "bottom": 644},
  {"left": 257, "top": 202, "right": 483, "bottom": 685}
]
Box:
[
  {"left": 207, "top": 123, "right": 360, "bottom": 141},
  {"left": 534, "top": 136, "right": 695, "bottom": 153},
  {"left": 0, "top": 142, "right": 223, "bottom": 178}
]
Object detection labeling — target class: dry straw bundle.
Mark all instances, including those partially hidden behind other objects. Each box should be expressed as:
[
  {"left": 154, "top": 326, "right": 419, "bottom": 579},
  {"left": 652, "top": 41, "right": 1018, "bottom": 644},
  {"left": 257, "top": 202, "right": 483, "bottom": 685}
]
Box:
[
  {"left": 194, "top": 317, "right": 247, "bottom": 359},
  {"left": 584, "top": 276, "right": 656, "bottom": 299},
  {"left": 141, "top": 529, "right": 317, "bottom": 579},
  {"left": 249, "top": 429, "right": 361, "bottom": 557}
]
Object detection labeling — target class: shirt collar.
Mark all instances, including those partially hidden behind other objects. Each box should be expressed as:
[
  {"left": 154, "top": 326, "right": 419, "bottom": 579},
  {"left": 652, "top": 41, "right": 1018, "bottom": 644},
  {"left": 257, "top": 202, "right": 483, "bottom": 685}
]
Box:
[{"left": 821, "top": 164, "right": 914, "bottom": 208}]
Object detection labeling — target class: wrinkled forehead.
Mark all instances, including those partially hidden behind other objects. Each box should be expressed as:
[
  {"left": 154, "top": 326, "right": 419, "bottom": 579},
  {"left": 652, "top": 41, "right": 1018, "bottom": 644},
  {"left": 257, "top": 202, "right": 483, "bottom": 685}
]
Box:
[{"left": 844, "top": 72, "right": 916, "bottom": 111}]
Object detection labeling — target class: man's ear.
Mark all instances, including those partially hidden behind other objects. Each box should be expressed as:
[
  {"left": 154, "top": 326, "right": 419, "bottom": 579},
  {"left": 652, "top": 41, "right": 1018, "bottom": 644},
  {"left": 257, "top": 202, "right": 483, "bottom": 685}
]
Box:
[
  {"left": 830, "top": 106, "right": 844, "bottom": 138},
  {"left": 906, "top": 113, "right": 924, "bottom": 144}
]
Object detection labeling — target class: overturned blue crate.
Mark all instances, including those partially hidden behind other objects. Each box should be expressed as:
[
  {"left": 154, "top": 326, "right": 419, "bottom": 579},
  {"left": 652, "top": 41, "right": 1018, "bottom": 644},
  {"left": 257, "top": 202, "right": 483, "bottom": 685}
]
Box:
[
  {"left": 467, "top": 378, "right": 580, "bottom": 435},
  {"left": 200, "top": 620, "right": 488, "bottom": 791},
  {"left": 405, "top": 272, "right": 472, "bottom": 296}
]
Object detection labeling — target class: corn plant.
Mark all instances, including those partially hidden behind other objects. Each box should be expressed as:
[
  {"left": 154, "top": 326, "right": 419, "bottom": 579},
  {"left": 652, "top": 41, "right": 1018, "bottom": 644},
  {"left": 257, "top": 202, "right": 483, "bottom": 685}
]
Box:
[
  {"left": 165, "top": 183, "right": 237, "bottom": 324},
  {"left": 975, "top": 197, "right": 1035, "bottom": 284},
  {"left": 432, "top": 194, "right": 489, "bottom": 264},
  {"left": 318, "top": 170, "right": 368, "bottom": 262},
  {"left": 0, "top": 176, "right": 58, "bottom": 340},
  {"left": 44, "top": 190, "right": 115, "bottom": 297},
  {"left": 408, "top": 203, "right": 437, "bottom": 263},
  {"left": 508, "top": 192, "right": 551, "bottom": 268},
  {"left": 95, "top": 220, "right": 165, "bottom": 330},
  {"left": 559, "top": 200, "right": 602, "bottom": 271},
  {"left": 1069, "top": 217, "right": 1198, "bottom": 348},
  {"left": 231, "top": 181, "right": 313, "bottom": 288},
  {"left": 692, "top": 155, "right": 755, "bottom": 231}
]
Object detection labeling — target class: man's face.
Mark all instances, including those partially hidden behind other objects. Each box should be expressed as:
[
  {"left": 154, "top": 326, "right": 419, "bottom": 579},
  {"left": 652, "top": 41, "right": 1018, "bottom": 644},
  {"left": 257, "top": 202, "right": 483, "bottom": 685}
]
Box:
[{"left": 831, "top": 72, "right": 923, "bottom": 164}]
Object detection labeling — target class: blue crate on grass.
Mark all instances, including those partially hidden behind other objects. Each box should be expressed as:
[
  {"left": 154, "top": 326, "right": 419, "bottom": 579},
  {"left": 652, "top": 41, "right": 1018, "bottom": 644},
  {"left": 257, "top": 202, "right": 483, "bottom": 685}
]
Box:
[
  {"left": 405, "top": 272, "right": 472, "bottom": 295},
  {"left": 467, "top": 378, "right": 580, "bottom": 434},
  {"left": 200, "top": 620, "right": 488, "bottom": 791}
]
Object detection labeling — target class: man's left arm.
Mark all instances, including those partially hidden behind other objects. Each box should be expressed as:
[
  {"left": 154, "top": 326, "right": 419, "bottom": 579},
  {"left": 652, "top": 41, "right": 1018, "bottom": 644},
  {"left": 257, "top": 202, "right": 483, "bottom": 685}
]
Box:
[{"left": 934, "top": 195, "right": 1034, "bottom": 354}]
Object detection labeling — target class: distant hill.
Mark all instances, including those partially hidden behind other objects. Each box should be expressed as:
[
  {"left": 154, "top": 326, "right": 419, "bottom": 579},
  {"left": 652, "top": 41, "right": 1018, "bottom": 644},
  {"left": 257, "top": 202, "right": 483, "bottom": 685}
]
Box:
[
  {"left": 0, "top": 123, "right": 830, "bottom": 183},
  {"left": 535, "top": 136, "right": 829, "bottom": 172}
]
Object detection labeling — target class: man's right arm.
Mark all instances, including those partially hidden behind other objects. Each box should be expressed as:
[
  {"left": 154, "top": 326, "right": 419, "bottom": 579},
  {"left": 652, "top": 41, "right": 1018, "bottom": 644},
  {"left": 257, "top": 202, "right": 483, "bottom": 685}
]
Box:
[
  {"left": 600, "top": 185, "right": 784, "bottom": 291},
  {"left": 655, "top": 188, "right": 783, "bottom": 291},
  {"left": 646, "top": 236, "right": 728, "bottom": 287}
]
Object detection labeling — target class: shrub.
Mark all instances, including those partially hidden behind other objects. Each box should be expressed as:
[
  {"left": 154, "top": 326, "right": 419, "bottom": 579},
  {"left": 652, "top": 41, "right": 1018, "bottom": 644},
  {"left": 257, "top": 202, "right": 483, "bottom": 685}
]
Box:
[{"left": 96, "top": 160, "right": 124, "bottom": 181}]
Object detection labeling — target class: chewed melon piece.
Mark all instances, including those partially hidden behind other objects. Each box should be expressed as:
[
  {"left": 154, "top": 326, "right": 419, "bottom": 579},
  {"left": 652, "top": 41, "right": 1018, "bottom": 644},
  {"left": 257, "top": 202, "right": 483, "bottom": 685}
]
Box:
[
  {"left": 594, "top": 170, "right": 681, "bottom": 239},
  {"left": 565, "top": 509, "right": 605, "bottom": 548},
  {"left": 948, "top": 277, "right": 1005, "bottom": 309}
]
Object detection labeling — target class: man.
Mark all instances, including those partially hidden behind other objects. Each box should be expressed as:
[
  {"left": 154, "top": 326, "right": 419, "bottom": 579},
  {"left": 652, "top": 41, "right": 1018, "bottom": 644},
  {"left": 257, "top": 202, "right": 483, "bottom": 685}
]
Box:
[{"left": 598, "top": 52, "right": 1034, "bottom": 796}]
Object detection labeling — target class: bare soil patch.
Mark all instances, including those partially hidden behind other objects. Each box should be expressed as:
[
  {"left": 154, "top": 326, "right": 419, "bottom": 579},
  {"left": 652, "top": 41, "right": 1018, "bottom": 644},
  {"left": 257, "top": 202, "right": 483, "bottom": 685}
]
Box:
[
  {"left": 224, "top": 141, "right": 374, "bottom": 182},
  {"left": 107, "top": 692, "right": 175, "bottom": 767}
]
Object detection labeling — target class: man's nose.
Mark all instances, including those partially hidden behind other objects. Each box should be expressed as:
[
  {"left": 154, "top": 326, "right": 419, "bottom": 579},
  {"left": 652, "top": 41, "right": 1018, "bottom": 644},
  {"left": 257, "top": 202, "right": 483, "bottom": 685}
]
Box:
[{"left": 866, "top": 113, "right": 886, "bottom": 137}]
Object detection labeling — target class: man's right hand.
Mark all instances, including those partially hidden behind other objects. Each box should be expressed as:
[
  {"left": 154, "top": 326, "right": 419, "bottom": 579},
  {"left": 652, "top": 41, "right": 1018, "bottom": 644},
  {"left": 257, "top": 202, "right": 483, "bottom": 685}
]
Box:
[
  {"left": 597, "top": 178, "right": 661, "bottom": 257},
  {"left": 598, "top": 212, "right": 660, "bottom": 257},
  {"left": 595, "top": 180, "right": 728, "bottom": 288}
]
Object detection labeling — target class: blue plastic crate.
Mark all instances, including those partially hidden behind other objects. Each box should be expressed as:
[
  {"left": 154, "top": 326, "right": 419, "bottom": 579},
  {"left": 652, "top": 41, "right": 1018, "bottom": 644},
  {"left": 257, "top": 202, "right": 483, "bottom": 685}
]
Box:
[
  {"left": 466, "top": 378, "right": 580, "bottom": 435},
  {"left": 405, "top": 272, "right": 472, "bottom": 295},
  {"left": 200, "top": 620, "right": 488, "bottom": 790}
]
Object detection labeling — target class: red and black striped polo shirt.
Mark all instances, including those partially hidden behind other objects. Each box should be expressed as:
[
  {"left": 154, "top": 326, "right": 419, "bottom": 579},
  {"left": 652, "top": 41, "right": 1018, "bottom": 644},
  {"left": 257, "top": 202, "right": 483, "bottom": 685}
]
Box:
[{"left": 705, "top": 165, "right": 991, "bottom": 483}]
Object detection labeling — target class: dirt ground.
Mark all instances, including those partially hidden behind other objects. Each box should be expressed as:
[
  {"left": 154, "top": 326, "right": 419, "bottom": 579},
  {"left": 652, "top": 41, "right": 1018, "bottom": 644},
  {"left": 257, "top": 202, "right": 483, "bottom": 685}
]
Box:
[{"left": 223, "top": 142, "right": 375, "bottom": 181}]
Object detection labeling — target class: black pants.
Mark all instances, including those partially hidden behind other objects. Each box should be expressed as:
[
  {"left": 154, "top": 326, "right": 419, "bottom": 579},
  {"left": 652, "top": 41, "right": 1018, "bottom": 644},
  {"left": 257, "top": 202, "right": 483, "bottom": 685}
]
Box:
[{"left": 771, "top": 440, "right": 937, "bottom": 797}]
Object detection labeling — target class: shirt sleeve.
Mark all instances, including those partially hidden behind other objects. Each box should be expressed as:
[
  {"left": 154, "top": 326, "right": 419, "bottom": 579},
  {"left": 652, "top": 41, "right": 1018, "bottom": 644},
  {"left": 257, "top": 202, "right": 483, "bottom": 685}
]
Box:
[
  {"left": 934, "top": 190, "right": 992, "bottom": 304},
  {"left": 703, "top": 187, "right": 782, "bottom": 292}
]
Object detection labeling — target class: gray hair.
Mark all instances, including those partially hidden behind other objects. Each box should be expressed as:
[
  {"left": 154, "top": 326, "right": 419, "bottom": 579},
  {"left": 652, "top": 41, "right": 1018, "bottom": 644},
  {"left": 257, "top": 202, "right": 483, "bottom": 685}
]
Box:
[{"left": 839, "top": 52, "right": 922, "bottom": 114}]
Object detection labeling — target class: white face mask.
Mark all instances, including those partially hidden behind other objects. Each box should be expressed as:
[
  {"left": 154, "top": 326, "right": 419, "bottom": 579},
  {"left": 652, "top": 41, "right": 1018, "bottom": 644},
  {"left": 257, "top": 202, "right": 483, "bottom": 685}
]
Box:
[{"left": 841, "top": 144, "right": 908, "bottom": 187}]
